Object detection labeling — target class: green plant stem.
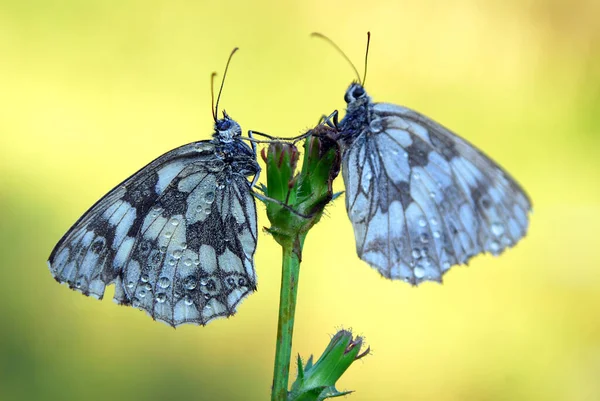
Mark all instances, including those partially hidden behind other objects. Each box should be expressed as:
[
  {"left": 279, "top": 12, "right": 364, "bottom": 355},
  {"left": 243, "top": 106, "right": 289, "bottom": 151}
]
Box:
[{"left": 271, "top": 241, "right": 302, "bottom": 401}]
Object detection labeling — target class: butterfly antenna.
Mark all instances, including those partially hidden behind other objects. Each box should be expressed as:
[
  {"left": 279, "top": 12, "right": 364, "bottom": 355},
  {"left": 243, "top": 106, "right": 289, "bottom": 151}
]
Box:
[
  {"left": 311, "top": 32, "right": 361, "bottom": 83},
  {"left": 210, "top": 72, "right": 218, "bottom": 122},
  {"left": 214, "top": 47, "right": 239, "bottom": 119},
  {"left": 362, "top": 32, "right": 371, "bottom": 86}
]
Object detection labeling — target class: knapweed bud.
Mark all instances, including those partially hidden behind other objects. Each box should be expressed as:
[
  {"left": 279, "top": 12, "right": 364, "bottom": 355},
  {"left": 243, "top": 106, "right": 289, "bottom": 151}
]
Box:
[
  {"left": 260, "top": 126, "right": 341, "bottom": 251},
  {"left": 289, "top": 330, "right": 370, "bottom": 400}
]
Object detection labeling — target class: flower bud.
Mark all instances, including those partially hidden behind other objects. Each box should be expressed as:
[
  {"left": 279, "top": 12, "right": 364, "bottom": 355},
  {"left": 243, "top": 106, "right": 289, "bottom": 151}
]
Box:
[{"left": 260, "top": 126, "right": 341, "bottom": 250}]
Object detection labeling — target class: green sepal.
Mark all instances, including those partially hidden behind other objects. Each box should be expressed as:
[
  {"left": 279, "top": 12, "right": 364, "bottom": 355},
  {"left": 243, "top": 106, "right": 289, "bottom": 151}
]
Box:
[
  {"left": 259, "top": 126, "right": 341, "bottom": 251},
  {"left": 297, "top": 354, "right": 305, "bottom": 381},
  {"left": 288, "top": 330, "right": 369, "bottom": 401}
]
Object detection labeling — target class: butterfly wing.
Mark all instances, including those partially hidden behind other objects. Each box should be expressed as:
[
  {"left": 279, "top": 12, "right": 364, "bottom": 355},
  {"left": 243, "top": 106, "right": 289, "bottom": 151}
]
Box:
[
  {"left": 341, "top": 102, "right": 531, "bottom": 284},
  {"left": 48, "top": 141, "right": 258, "bottom": 326}
]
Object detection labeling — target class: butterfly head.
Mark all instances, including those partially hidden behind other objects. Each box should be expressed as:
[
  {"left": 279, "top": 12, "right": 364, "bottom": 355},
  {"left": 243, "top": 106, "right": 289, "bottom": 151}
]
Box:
[
  {"left": 214, "top": 110, "right": 242, "bottom": 143},
  {"left": 344, "top": 83, "right": 370, "bottom": 109}
]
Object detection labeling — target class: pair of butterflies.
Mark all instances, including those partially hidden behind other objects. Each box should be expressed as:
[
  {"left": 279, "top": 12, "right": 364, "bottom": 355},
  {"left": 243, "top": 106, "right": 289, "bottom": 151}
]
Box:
[{"left": 48, "top": 35, "right": 532, "bottom": 327}]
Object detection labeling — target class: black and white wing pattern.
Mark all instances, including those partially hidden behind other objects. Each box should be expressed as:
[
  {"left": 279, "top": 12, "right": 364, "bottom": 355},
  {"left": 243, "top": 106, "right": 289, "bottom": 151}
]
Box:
[
  {"left": 339, "top": 83, "right": 531, "bottom": 284},
  {"left": 48, "top": 115, "right": 260, "bottom": 326}
]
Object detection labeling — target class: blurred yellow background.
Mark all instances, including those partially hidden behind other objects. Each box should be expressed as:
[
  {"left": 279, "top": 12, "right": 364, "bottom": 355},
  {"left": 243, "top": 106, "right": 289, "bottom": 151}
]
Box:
[{"left": 1, "top": 0, "right": 599, "bottom": 400}]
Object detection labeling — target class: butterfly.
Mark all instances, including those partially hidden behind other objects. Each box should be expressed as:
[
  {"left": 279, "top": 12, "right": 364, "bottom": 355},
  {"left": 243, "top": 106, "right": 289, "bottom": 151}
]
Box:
[
  {"left": 314, "top": 33, "right": 532, "bottom": 284},
  {"left": 48, "top": 49, "right": 261, "bottom": 326}
]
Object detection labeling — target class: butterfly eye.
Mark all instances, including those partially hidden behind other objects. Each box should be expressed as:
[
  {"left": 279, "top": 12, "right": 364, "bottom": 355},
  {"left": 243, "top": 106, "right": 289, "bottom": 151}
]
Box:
[
  {"left": 352, "top": 86, "right": 365, "bottom": 98},
  {"left": 217, "top": 119, "right": 231, "bottom": 131},
  {"left": 344, "top": 91, "right": 352, "bottom": 103}
]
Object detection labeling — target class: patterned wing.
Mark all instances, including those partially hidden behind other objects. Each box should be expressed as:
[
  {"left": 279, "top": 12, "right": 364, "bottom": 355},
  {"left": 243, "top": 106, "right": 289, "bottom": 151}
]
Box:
[
  {"left": 48, "top": 141, "right": 258, "bottom": 326},
  {"left": 342, "top": 102, "right": 531, "bottom": 284}
]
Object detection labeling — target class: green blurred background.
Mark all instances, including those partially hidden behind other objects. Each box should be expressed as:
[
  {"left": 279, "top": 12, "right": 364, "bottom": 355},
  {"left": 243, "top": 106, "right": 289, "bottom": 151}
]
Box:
[{"left": 1, "top": 0, "right": 599, "bottom": 400}]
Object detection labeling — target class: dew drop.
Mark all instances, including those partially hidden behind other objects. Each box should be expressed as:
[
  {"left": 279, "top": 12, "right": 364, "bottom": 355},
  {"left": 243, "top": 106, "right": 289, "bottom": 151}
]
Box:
[
  {"left": 206, "top": 280, "right": 216, "bottom": 291},
  {"left": 205, "top": 192, "right": 215, "bottom": 204},
  {"left": 183, "top": 295, "right": 194, "bottom": 306},
  {"left": 442, "top": 261, "right": 451, "bottom": 270},
  {"left": 480, "top": 196, "right": 492, "bottom": 209},
  {"left": 200, "top": 278, "right": 208, "bottom": 286},
  {"left": 91, "top": 240, "right": 104, "bottom": 253},
  {"left": 414, "top": 266, "right": 425, "bottom": 278},
  {"left": 429, "top": 191, "right": 436, "bottom": 199},
  {"left": 168, "top": 258, "right": 176, "bottom": 266},
  {"left": 172, "top": 250, "right": 183, "bottom": 259},
  {"left": 411, "top": 248, "right": 420, "bottom": 259},
  {"left": 132, "top": 297, "right": 141, "bottom": 307},
  {"left": 490, "top": 241, "right": 501, "bottom": 253},
  {"left": 491, "top": 223, "right": 505, "bottom": 237},
  {"left": 195, "top": 142, "right": 214, "bottom": 153},
  {"left": 413, "top": 172, "right": 420, "bottom": 180},
  {"left": 170, "top": 218, "right": 180, "bottom": 226},
  {"left": 140, "top": 274, "right": 149, "bottom": 283},
  {"left": 164, "top": 231, "right": 173, "bottom": 239},
  {"left": 433, "top": 231, "right": 441, "bottom": 239},
  {"left": 183, "top": 276, "right": 197, "bottom": 290},
  {"left": 418, "top": 218, "right": 427, "bottom": 227},
  {"left": 430, "top": 218, "right": 438, "bottom": 226},
  {"left": 195, "top": 205, "right": 203, "bottom": 214},
  {"left": 155, "top": 293, "right": 167, "bottom": 303},
  {"left": 139, "top": 290, "right": 147, "bottom": 298},
  {"left": 127, "top": 281, "right": 135, "bottom": 289},
  {"left": 159, "top": 246, "right": 167, "bottom": 254},
  {"left": 204, "top": 208, "right": 211, "bottom": 215},
  {"left": 420, "top": 233, "right": 429, "bottom": 243},
  {"left": 142, "top": 282, "right": 152, "bottom": 291},
  {"left": 158, "top": 277, "right": 170, "bottom": 288},
  {"left": 183, "top": 258, "right": 193, "bottom": 267}
]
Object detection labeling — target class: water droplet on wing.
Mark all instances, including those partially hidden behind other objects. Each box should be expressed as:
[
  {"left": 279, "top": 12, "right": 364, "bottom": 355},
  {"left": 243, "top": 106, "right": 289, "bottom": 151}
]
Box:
[
  {"left": 158, "top": 277, "right": 170, "bottom": 288},
  {"left": 491, "top": 223, "right": 504, "bottom": 237},
  {"left": 183, "top": 276, "right": 197, "bottom": 290}
]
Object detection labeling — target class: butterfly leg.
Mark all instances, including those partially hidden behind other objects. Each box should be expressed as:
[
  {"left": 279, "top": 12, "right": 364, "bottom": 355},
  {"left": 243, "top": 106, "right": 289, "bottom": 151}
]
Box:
[
  {"left": 247, "top": 130, "right": 261, "bottom": 188},
  {"left": 251, "top": 191, "right": 314, "bottom": 219},
  {"left": 318, "top": 110, "right": 339, "bottom": 128}
]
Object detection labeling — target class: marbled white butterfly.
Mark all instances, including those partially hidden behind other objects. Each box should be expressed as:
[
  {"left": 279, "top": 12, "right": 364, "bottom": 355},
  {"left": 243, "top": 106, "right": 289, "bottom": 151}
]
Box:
[
  {"left": 48, "top": 49, "right": 260, "bottom": 326},
  {"left": 314, "top": 33, "right": 532, "bottom": 284}
]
